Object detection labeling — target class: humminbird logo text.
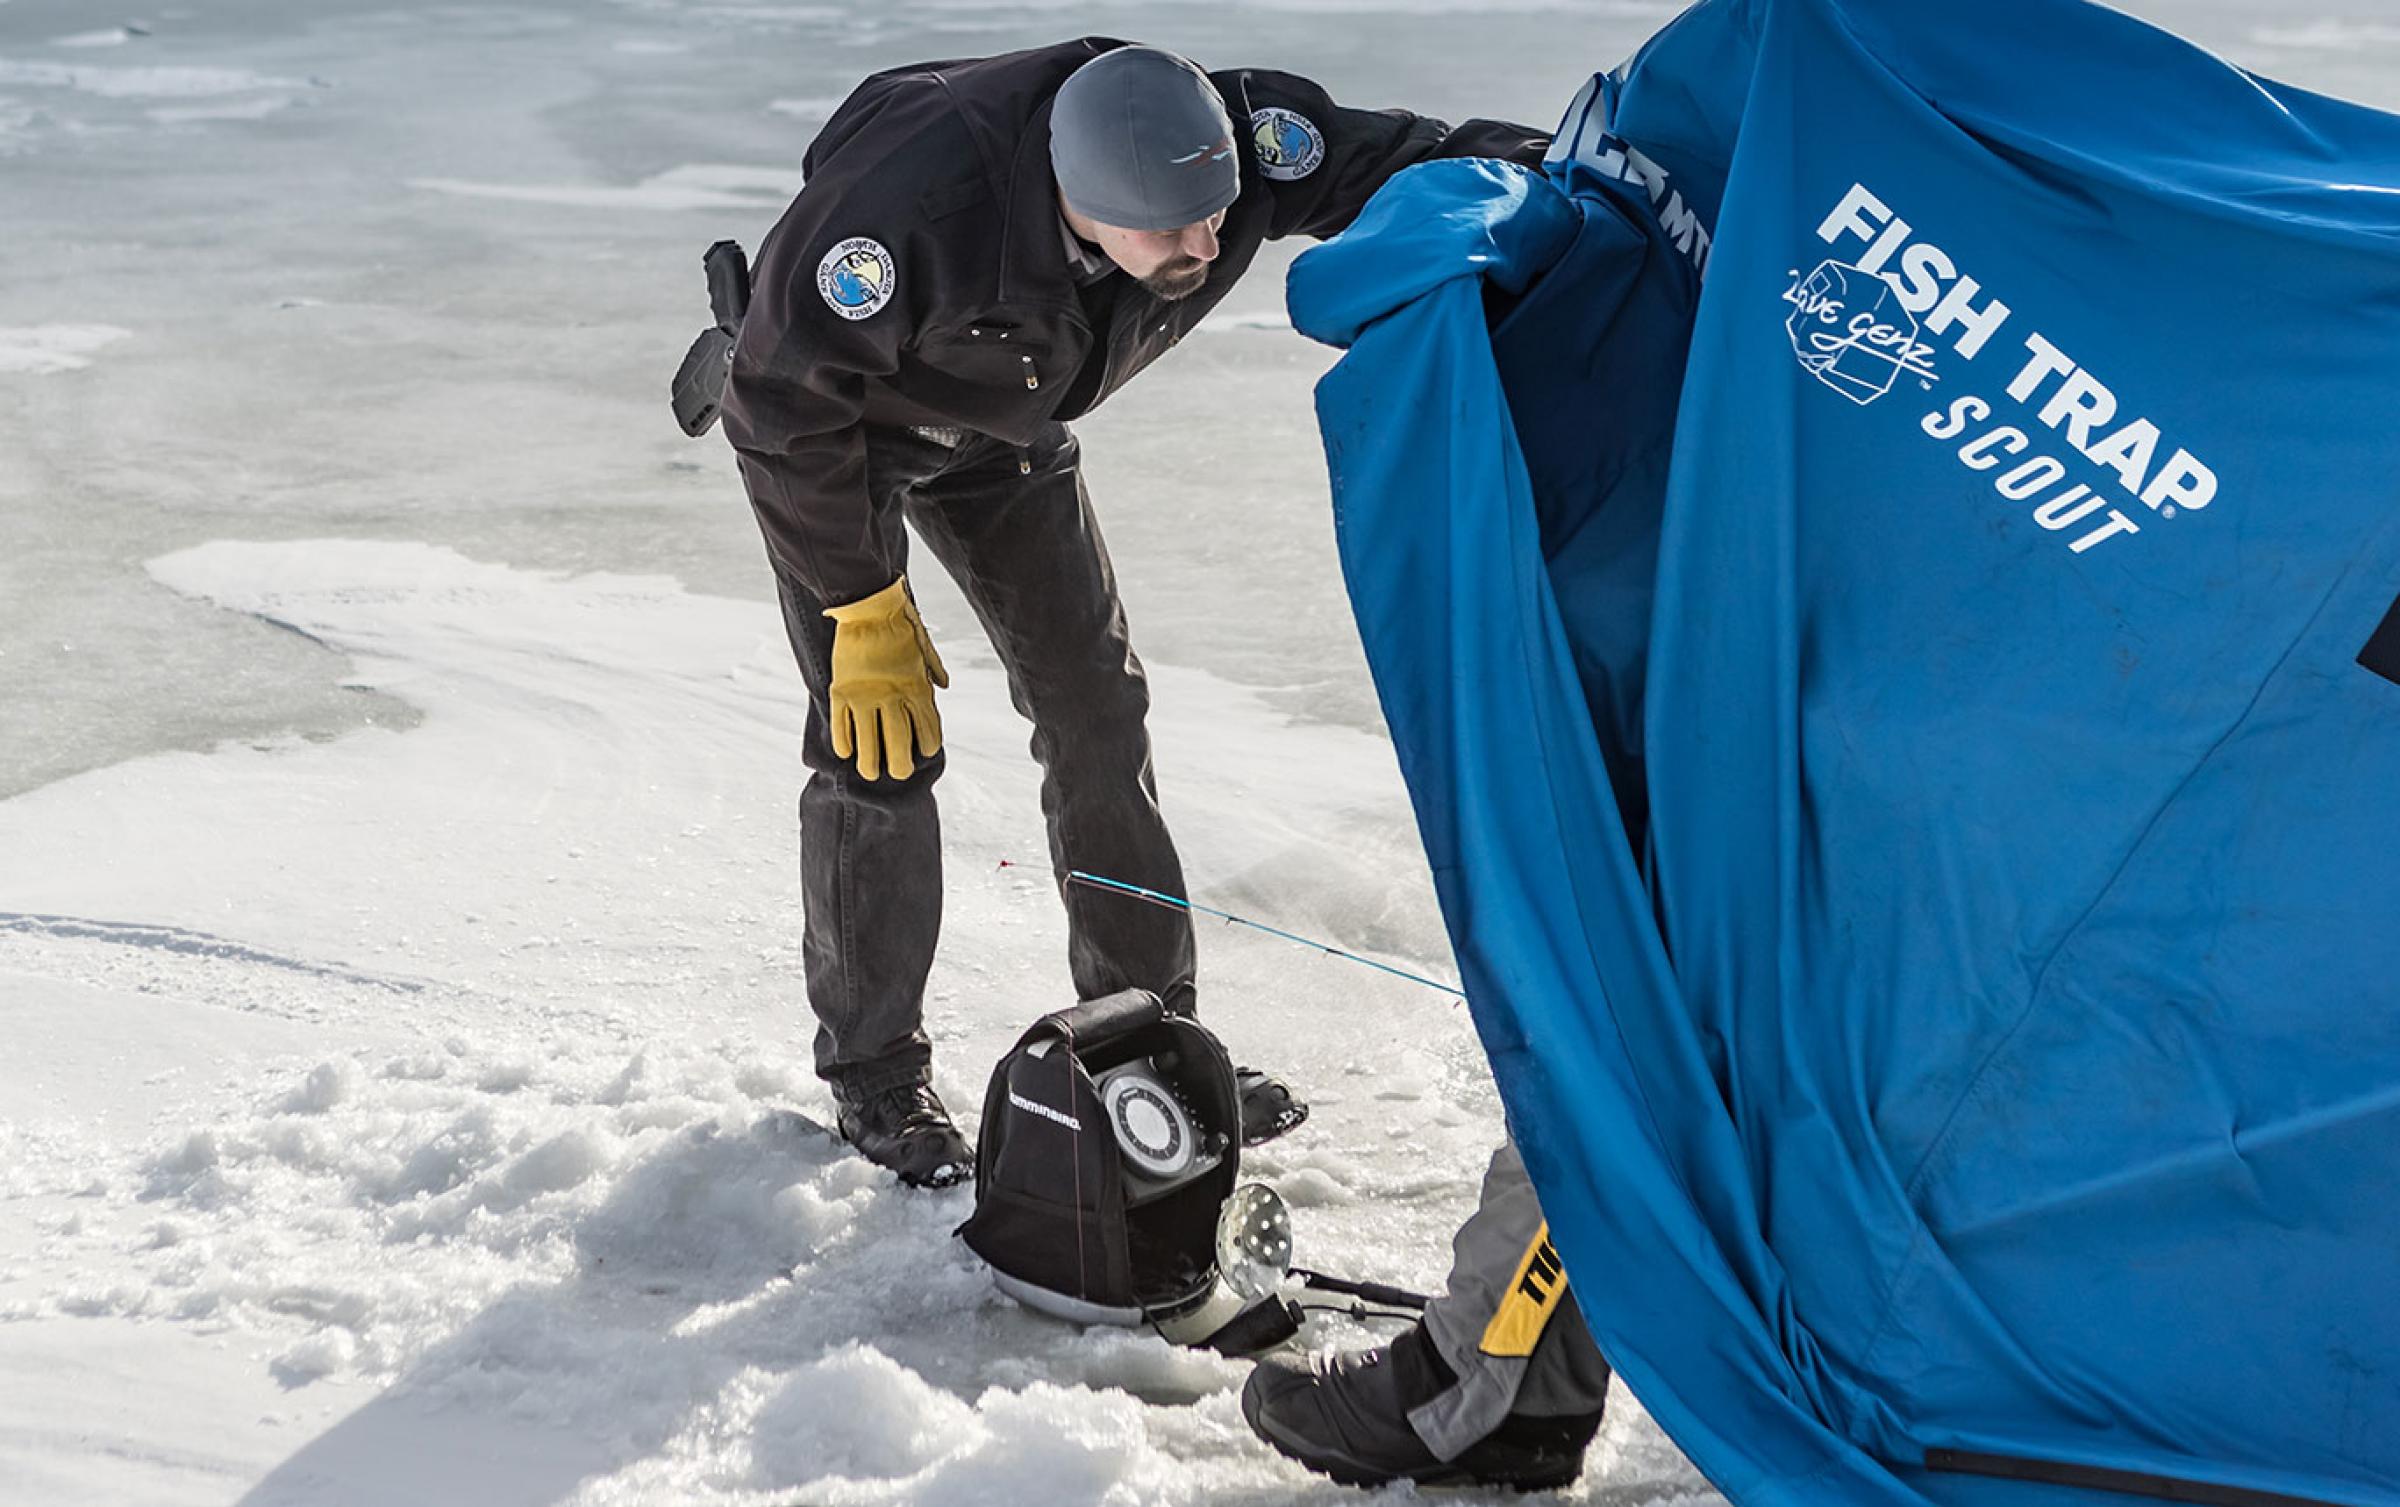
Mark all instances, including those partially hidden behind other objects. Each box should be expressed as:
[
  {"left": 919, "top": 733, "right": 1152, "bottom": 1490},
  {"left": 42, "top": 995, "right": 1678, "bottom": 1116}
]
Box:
[
  {"left": 1788, "top": 183, "right": 2219, "bottom": 556},
  {"left": 1008, "top": 1089, "right": 1080, "bottom": 1132}
]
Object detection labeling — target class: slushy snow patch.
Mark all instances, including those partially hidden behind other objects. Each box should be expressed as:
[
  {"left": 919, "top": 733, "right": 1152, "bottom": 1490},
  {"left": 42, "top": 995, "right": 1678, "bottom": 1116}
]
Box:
[
  {"left": 410, "top": 164, "right": 802, "bottom": 212},
  {"left": 0, "top": 324, "right": 129, "bottom": 373},
  {"left": 149, "top": 95, "right": 293, "bottom": 123},
  {"left": 0, "top": 57, "right": 302, "bottom": 97}
]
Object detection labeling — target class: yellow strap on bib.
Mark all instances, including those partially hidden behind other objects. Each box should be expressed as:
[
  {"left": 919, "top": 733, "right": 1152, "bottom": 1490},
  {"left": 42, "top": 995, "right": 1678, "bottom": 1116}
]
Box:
[{"left": 1479, "top": 1222, "right": 1569, "bottom": 1358}]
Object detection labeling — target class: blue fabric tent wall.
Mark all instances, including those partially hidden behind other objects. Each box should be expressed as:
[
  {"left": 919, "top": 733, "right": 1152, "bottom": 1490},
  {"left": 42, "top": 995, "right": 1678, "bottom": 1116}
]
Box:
[{"left": 1287, "top": 2, "right": 2400, "bottom": 1503}]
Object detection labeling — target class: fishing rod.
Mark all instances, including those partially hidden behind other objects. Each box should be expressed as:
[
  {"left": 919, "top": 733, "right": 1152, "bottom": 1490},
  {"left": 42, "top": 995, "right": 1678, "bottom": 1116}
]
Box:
[{"left": 996, "top": 860, "right": 1466, "bottom": 999}]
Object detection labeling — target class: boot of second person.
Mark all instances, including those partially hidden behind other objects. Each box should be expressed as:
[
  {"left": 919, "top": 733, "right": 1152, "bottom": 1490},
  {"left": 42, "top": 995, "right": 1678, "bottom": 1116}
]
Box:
[
  {"left": 1235, "top": 1063, "right": 1309, "bottom": 1146},
  {"left": 1241, "top": 1323, "right": 1601, "bottom": 1491}
]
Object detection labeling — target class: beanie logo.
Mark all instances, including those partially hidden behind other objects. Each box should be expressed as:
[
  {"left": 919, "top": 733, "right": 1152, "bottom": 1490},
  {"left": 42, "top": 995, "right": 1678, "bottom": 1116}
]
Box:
[
  {"left": 817, "top": 237, "right": 896, "bottom": 320},
  {"left": 1250, "top": 108, "right": 1325, "bottom": 182}
]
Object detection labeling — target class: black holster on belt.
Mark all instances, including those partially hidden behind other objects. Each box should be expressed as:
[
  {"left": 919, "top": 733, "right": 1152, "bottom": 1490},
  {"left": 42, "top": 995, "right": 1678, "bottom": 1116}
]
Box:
[{"left": 671, "top": 240, "right": 750, "bottom": 437}]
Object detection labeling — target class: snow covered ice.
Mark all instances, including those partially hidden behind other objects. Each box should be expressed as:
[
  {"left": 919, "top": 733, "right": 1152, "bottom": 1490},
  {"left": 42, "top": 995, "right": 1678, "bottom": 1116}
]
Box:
[{"left": 3, "top": 0, "right": 2397, "bottom": 1502}]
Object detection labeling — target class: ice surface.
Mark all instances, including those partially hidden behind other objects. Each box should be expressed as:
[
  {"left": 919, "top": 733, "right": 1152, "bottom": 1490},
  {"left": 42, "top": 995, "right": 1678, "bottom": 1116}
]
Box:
[
  {"left": 6, "top": 0, "right": 2399, "bottom": 1501},
  {"left": 2254, "top": 20, "right": 2400, "bottom": 48},
  {"left": 51, "top": 28, "right": 141, "bottom": 49},
  {"left": 148, "top": 96, "right": 296, "bottom": 124},
  {"left": 766, "top": 94, "right": 842, "bottom": 118},
  {"left": 0, "top": 323, "right": 129, "bottom": 373},
  {"left": 410, "top": 163, "right": 806, "bottom": 211},
  {"left": 0, "top": 56, "right": 306, "bottom": 96}
]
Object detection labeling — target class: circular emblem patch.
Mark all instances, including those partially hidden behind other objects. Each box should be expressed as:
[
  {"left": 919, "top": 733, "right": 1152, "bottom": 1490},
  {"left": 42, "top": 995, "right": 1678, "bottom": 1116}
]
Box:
[
  {"left": 816, "top": 236, "right": 895, "bottom": 320},
  {"left": 1250, "top": 107, "right": 1325, "bottom": 182}
]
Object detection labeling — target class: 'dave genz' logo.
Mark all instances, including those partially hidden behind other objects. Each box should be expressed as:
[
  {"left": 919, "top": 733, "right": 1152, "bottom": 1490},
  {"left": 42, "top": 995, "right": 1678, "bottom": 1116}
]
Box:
[
  {"left": 1777, "top": 183, "right": 2221, "bottom": 560},
  {"left": 1783, "top": 259, "right": 1938, "bottom": 404}
]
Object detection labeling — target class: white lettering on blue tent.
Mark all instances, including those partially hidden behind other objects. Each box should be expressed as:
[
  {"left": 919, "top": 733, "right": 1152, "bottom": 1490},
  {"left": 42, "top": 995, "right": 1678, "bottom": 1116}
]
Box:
[
  {"left": 1799, "top": 181, "right": 2222, "bottom": 557},
  {"left": 1547, "top": 79, "right": 1714, "bottom": 278}
]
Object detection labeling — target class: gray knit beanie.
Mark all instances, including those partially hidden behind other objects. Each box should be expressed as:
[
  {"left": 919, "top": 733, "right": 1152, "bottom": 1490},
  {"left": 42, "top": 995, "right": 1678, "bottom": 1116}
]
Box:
[{"left": 1050, "top": 46, "right": 1241, "bottom": 232}]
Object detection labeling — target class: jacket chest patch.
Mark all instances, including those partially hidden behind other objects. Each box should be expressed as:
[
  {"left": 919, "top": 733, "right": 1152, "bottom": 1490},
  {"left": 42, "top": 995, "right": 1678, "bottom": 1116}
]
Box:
[
  {"left": 818, "top": 237, "right": 896, "bottom": 320},
  {"left": 1250, "top": 108, "right": 1325, "bottom": 181}
]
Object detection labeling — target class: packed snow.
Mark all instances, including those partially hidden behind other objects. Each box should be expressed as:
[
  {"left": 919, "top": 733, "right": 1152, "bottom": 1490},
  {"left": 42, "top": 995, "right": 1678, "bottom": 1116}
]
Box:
[
  {"left": 0, "top": 538, "right": 1702, "bottom": 1505},
  {"left": 5, "top": 0, "right": 2396, "bottom": 1502}
]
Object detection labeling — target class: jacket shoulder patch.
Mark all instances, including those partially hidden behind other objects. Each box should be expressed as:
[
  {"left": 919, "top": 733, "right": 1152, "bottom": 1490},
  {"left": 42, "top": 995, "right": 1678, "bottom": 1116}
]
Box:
[
  {"left": 817, "top": 237, "right": 897, "bottom": 320},
  {"left": 1251, "top": 107, "right": 1326, "bottom": 182}
]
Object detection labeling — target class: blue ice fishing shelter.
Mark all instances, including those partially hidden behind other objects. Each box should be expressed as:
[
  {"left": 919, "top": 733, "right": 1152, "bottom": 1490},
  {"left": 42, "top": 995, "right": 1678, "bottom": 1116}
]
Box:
[{"left": 1287, "top": 0, "right": 2400, "bottom": 1502}]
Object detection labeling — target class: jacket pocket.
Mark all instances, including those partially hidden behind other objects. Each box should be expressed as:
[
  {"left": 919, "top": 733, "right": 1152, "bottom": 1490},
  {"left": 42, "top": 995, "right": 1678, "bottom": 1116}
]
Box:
[{"left": 920, "top": 319, "right": 1051, "bottom": 387}]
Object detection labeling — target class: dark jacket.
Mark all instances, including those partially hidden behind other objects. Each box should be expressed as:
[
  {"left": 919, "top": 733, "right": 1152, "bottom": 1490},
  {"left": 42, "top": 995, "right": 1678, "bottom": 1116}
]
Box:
[{"left": 721, "top": 38, "right": 1550, "bottom": 603}]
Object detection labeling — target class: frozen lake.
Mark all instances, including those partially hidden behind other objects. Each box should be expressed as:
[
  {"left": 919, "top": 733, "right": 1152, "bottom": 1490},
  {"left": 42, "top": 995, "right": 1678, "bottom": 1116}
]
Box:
[
  {"left": 5, "top": 0, "right": 2400, "bottom": 1502},
  {"left": 0, "top": 0, "right": 1638, "bottom": 799},
  {"left": 5, "top": 0, "right": 2399, "bottom": 794}
]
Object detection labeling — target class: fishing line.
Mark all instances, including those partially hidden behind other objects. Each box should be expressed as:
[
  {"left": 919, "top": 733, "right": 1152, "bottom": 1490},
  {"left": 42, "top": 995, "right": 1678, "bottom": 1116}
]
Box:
[{"left": 994, "top": 860, "right": 1466, "bottom": 999}]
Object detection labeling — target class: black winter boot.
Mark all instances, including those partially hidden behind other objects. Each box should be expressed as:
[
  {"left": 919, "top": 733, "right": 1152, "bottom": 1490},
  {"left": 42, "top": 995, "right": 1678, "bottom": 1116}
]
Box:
[
  {"left": 832, "top": 1078, "right": 972, "bottom": 1189},
  {"left": 1241, "top": 1324, "right": 1600, "bottom": 1490},
  {"left": 1234, "top": 1064, "right": 1309, "bottom": 1146}
]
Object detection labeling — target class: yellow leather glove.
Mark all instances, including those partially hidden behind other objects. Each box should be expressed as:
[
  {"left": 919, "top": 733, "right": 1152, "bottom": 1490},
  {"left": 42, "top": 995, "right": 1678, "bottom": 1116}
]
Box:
[{"left": 821, "top": 574, "right": 949, "bottom": 781}]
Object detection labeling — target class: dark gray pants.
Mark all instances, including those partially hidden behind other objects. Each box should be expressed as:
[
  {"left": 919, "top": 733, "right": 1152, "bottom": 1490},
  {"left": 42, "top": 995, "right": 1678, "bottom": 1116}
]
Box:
[
  {"left": 1412, "top": 1142, "right": 1616, "bottom": 1459},
  {"left": 773, "top": 423, "right": 1197, "bottom": 1094}
]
